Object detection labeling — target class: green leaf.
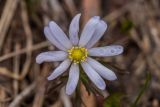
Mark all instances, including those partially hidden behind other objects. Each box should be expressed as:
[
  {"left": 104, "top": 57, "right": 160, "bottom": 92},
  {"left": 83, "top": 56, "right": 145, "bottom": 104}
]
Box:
[
  {"left": 80, "top": 75, "right": 91, "bottom": 95},
  {"left": 104, "top": 93, "right": 123, "bottom": 107},
  {"left": 131, "top": 71, "right": 151, "bottom": 107},
  {"left": 120, "top": 19, "right": 133, "bottom": 34}
]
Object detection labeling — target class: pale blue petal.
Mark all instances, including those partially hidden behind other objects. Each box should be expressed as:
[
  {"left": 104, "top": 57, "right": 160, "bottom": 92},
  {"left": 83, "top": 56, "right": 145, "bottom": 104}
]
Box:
[
  {"left": 44, "top": 27, "right": 67, "bottom": 51},
  {"left": 49, "top": 21, "right": 72, "bottom": 49},
  {"left": 89, "top": 45, "right": 124, "bottom": 57},
  {"left": 69, "top": 14, "right": 81, "bottom": 45},
  {"left": 36, "top": 51, "right": 68, "bottom": 64},
  {"left": 87, "top": 57, "right": 117, "bottom": 80},
  {"left": 86, "top": 20, "right": 107, "bottom": 48},
  {"left": 47, "top": 59, "right": 71, "bottom": 80},
  {"left": 81, "top": 62, "right": 106, "bottom": 90},
  {"left": 78, "top": 16, "right": 100, "bottom": 47},
  {"left": 66, "top": 64, "right": 79, "bottom": 95}
]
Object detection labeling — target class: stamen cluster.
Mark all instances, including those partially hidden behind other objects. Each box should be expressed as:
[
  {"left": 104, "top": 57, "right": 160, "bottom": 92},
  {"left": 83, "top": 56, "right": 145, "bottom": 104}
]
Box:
[{"left": 68, "top": 46, "right": 88, "bottom": 64}]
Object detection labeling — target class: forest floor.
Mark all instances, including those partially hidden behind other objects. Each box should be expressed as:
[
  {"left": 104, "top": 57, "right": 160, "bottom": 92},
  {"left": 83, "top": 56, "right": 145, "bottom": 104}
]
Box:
[{"left": 0, "top": 0, "right": 160, "bottom": 107}]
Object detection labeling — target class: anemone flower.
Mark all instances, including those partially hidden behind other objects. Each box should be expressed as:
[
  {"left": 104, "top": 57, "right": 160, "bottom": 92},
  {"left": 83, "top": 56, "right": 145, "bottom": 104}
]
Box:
[{"left": 36, "top": 13, "right": 123, "bottom": 95}]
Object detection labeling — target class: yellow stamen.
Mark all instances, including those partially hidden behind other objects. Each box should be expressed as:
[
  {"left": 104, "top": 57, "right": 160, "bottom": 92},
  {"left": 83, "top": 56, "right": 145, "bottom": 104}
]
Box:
[{"left": 68, "top": 46, "right": 88, "bottom": 64}]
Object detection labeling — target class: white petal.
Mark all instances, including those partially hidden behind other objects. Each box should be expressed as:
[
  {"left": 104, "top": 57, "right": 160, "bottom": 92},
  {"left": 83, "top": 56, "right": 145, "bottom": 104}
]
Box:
[
  {"left": 36, "top": 51, "right": 68, "bottom": 64},
  {"left": 44, "top": 27, "right": 67, "bottom": 51},
  {"left": 89, "top": 45, "right": 124, "bottom": 57},
  {"left": 87, "top": 57, "right": 117, "bottom": 80},
  {"left": 69, "top": 13, "right": 81, "bottom": 45},
  {"left": 49, "top": 21, "right": 72, "bottom": 49},
  {"left": 86, "top": 20, "right": 107, "bottom": 48},
  {"left": 47, "top": 59, "right": 71, "bottom": 80},
  {"left": 78, "top": 16, "right": 100, "bottom": 47},
  {"left": 66, "top": 64, "right": 79, "bottom": 95},
  {"left": 81, "top": 62, "right": 106, "bottom": 90}
]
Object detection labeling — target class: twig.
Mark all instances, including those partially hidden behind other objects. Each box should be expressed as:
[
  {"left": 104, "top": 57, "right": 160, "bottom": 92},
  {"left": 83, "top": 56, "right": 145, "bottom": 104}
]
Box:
[
  {"left": 103, "top": 0, "right": 144, "bottom": 22},
  {"left": 50, "top": 100, "right": 62, "bottom": 107},
  {"left": 41, "top": 0, "right": 50, "bottom": 25},
  {"left": 32, "top": 65, "right": 49, "bottom": 107},
  {"left": 0, "top": 67, "right": 20, "bottom": 80},
  {"left": 0, "top": 41, "right": 49, "bottom": 62},
  {"left": 0, "top": 0, "right": 19, "bottom": 51},
  {"left": 20, "top": 0, "right": 32, "bottom": 80},
  {"left": 0, "top": 86, "right": 7, "bottom": 107},
  {"left": 148, "top": 20, "right": 160, "bottom": 47},
  {"left": 60, "top": 87, "right": 72, "bottom": 107},
  {"left": 82, "top": 0, "right": 100, "bottom": 22},
  {"left": 8, "top": 82, "right": 36, "bottom": 107},
  {"left": 49, "top": 0, "right": 66, "bottom": 22},
  {"left": 80, "top": 83, "right": 96, "bottom": 107},
  {"left": 63, "top": 0, "right": 77, "bottom": 16},
  {"left": 132, "top": 54, "right": 146, "bottom": 76},
  {"left": 13, "top": 43, "right": 20, "bottom": 96}
]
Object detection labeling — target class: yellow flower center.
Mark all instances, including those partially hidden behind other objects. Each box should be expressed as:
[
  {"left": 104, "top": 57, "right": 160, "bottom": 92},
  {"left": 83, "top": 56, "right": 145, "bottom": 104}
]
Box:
[{"left": 68, "top": 47, "right": 88, "bottom": 64}]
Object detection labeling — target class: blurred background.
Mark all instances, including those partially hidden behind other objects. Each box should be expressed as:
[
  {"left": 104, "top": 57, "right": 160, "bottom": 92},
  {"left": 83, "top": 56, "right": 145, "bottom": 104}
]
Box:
[{"left": 0, "top": 0, "right": 160, "bottom": 107}]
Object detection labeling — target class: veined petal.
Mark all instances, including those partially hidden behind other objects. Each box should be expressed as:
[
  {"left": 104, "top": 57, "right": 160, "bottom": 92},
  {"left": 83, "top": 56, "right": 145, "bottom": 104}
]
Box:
[
  {"left": 86, "top": 20, "right": 107, "bottom": 48},
  {"left": 78, "top": 16, "right": 100, "bottom": 47},
  {"left": 69, "top": 13, "right": 81, "bottom": 45},
  {"left": 89, "top": 45, "right": 124, "bottom": 57},
  {"left": 36, "top": 51, "right": 68, "bottom": 64},
  {"left": 81, "top": 62, "right": 106, "bottom": 90},
  {"left": 66, "top": 64, "right": 79, "bottom": 95},
  {"left": 47, "top": 59, "right": 71, "bottom": 80},
  {"left": 49, "top": 21, "right": 72, "bottom": 49},
  {"left": 44, "top": 27, "right": 67, "bottom": 51},
  {"left": 87, "top": 57, "right": 117, "bottom": 80}
]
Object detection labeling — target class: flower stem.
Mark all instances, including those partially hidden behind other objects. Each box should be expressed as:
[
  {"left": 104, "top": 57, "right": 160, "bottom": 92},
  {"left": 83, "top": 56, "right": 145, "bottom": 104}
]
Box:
[{"left": 131, "top": 71, "right": 151, "bottom": 107}]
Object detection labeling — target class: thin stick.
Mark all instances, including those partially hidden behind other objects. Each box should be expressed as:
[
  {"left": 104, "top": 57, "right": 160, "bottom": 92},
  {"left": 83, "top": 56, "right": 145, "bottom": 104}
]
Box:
[
  {"left": 0, "top": 86, "right": 7, "bottom": 107},
  {"left": 0, "top": 67, "right": 20, "bottom": 80},
  {"left": 8, "top": 82, "right": 36, "bottom": 107},
  {"left": 60, "top": 87, "right": 72, "bottom": 107},
  {"left": 49, "top": 0, "right": 66, "bottom": 21},
  {"left": 13, "top": 43, "right": 20, "bottom": 96},
  {"left": 0, "top": 41, "right": 49, "bottom": 62},
  {"left": 0, "top": 0, "right": 19, "bottom": 51},
  {"left": 64, "top": 0, "right": 77, "bottom": 16},
  {"left": 103, "top": 0, "right": 145, "bottom": 22},
  {"left": 20, "top": 0, "right": 32, "bottom": 80},
  {"left": 32, "top": 65, "right": 49, "bottom": 107}
]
